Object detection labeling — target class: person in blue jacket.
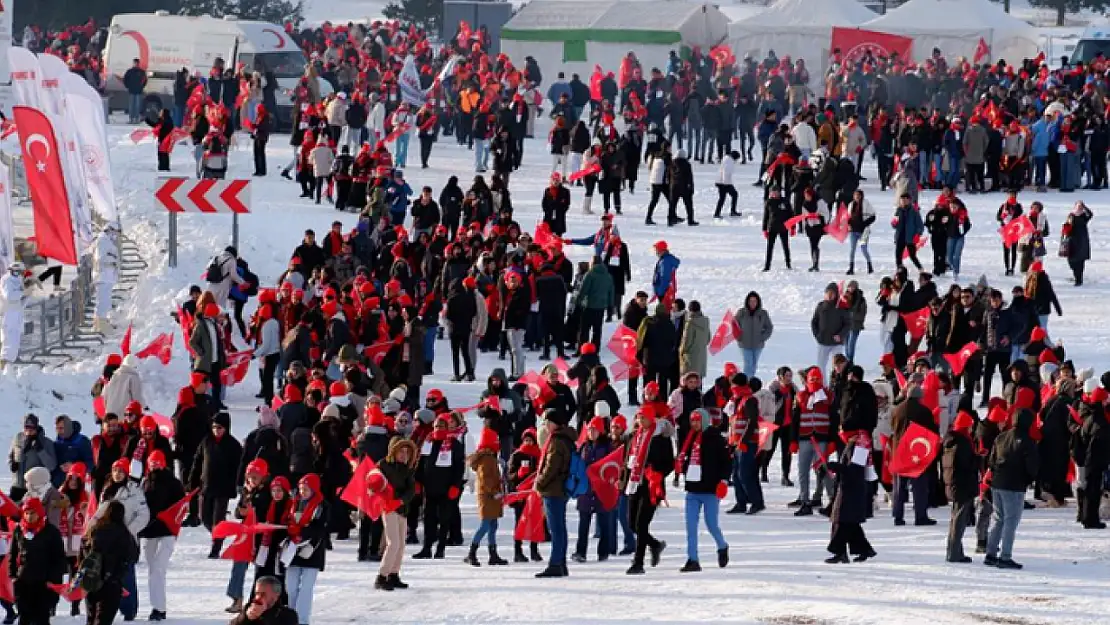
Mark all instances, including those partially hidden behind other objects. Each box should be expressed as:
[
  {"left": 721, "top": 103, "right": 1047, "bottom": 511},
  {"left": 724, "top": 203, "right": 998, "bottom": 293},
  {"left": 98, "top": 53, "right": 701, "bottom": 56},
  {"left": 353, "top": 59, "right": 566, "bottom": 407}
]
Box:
[
  {"left": 565, "top": 214, "right": 620, "bottom": 257},
  {"left": 941, "top": 119, "right": 963, "bottom": 189},
  {"left": 386, "top": 169, "right": 414, "bottom": 227},
  {"left": 892, "top": 193, "right": 924, "bottom": 271},
  {"left": 652, "top": 240, "right": 680, "bottom": 309},
  {"left": 52, "top": 415, "right": 93, "bottom": 486},
  {"left": 1029, "top": 112, "right": 1053, "bottom": 192}
]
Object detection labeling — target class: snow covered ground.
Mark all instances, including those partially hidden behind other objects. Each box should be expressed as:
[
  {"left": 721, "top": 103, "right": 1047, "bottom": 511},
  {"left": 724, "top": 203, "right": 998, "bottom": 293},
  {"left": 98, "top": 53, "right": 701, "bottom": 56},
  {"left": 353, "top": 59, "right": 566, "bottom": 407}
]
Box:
[{"left": 4, "top": 113, "right": 1110, "bottom": 623}]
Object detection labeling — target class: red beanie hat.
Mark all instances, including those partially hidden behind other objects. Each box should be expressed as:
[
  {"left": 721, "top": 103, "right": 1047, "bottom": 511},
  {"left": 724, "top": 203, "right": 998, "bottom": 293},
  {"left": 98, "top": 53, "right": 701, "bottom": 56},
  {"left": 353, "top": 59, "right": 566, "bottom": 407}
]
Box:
[
  {"left": 283, "top": 384, "right": 303, "bottom": 403},
  {"left": 190, "top": 372, "right": 208, "bottom": 388},
  {"left": 723, "top": 362, "right": 739, "bottom": 379},
  {"left": 321, "top": 301, "right": 339, "bottom": 317},
  {"left": 139, "top": 415, "right": 158, "bottom": 433},
  {"left": 1030, "top": 326, "right": 1047, "bottom": 343},
  {"left": 477, "top": 428, "right": 500, "bottom": 452},
  {"left": 579, "top": 343, "right": 597, "bottom": 355},
  {"left": 611, "top": 415, "right": 628, "bottom": 431},
  {"left": 146, "top": 450, "right": 167, "bottom": 471},
  {"left": 588, "top": 417, "right": 607, "bottom": 433},
  {"left": 952, "top": 411, "right": 975, "bottom": 432},
  {"left": 111, "top": 458, "right": 131, "bottom": 473},
  {"left": 1038, "top": 348, "right": 1059, "bottom": 365},
  {"left": 329, "top": 381, "right": 347, "bottom": 397},
  {"left": 126, "top": 401, "right": 143, "bottom": 415},
  {"left": 106, "top": 353, "right": 123, "bottom": 367},
  {"left": 246, "top": 458, "right": 270, "bottom": 478}
]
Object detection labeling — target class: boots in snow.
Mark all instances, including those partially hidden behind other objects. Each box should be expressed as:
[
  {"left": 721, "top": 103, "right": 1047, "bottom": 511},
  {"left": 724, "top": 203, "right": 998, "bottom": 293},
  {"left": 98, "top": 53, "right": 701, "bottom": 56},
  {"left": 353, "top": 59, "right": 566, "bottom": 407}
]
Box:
[
  {"left": 530, "top": 542, "right": 544, "bottom": 562},
  {"left": 867, "top": 261, "right": 874, "bottom": 274},
  {"left": 718, "top": 547, "right": 729, "bottom": 568},
  {"left": 374, "top": 574, "right": 394, "bottom": 591},
  {"left": 846, "top": 263, "right": 854, "bottom": 275},
  {"left": 463, "top": 544, "right": 481, "bottom": 566},
  {"left": 679, "top": 560, "right": 702, "bottom": 572},
  {"left": 583, "top": 196, "right": 594, "bottom": 215},
  {"left": 514, "top": 541, "right": 529, "bottom": 563},
  {"left": 488, "top": 545, "right": 508, "bottom": 565},
  {"left": 224, "top": 599, "right": 242, "bottom": 613},
  {"left": 387, "top": 573, "right": 409, "bottom": 589}
]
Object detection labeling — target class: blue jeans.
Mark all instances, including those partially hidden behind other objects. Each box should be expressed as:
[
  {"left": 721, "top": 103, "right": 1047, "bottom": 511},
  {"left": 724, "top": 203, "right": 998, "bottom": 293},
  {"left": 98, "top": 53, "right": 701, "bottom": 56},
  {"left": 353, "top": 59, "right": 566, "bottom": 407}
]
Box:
[
  {"left": 1034, "top": 156, "right": 1047, "bottom": 186},
  {"left": 172, "top": 105, "right": 184, "bottom": 127},
  {"left": 731, "top": 446, "right": 764, "bottom": 509},
  {"left": 395, "top": 133, "right": 410, "bottom": 167},
  {"left": 1060, "top": 151, "right": 1075, "bottom": 191},
  {"left": 610, "top": 494, "right": 635, "bottom": 551},
  {"left": 1011, "top": 344, "right": 1023, "bottom": 363},
  {"left": 919, "top": 151, "right": 931, "bottom": 182},
  {"left": 286, "top": 566, "right": 318, "bottom": 624},
  {"left": 741, "top": 348, "right": 761, "bottom": 378},
  {"left": 423, "top": 322, "right": 438, "bottom": 366},
  {"left": 848, "top": 231, "right": 871, "bottom": 266},
  {"left": 226, "top": 560, "right": 248, "bottom": 600},
  {"left": 845, "top": 330, "right": 860, "bottom": 363},
  {"left": 1038, "top": 315, "right": 1050, "bottom": 342},
  {"left": 472, "top": 518, "right": 499, "bottom": 546},
  {"left": 543, "top": 496, "right": 569, "bottom": 565},
  {"left": 685, "top": 493, "right": 728, "bottom": 562},
  {"left": 986, "top": 489, "right": 1025, "bottom": 560},
  {"left": 946, "top": 236, "right": 965, "bottom": 275},
  {"left": 946, "top": 155, "right": 961, "bottom": 188},
  {"left": 576, "top": 508, "right": 615, "bottom": 557},
  {"left": 128, "top": 93, "right": 143, "bottom": 122},
  {"left": 892, "top": 474, "right": 930, "bottom": 523},
  {"left": 474, "top": 139, "right": 488, "bottom": 170},
  {"left": 119, "top": 562, "right": 138, "bottom": 618},
  {"left": 932, "top": 153, "right": 944, "bottom": 185}
]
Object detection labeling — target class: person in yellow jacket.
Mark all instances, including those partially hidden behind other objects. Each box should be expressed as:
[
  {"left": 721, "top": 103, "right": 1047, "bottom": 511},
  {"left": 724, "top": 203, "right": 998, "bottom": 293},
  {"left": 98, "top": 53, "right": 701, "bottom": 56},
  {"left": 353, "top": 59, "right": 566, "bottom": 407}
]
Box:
[{"left": 457, "top": 86, "right": 480, "bottom": 147}]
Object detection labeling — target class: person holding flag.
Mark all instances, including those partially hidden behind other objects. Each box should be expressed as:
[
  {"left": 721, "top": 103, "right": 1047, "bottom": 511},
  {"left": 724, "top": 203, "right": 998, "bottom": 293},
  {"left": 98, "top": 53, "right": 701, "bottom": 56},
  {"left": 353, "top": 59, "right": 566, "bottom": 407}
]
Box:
[
  {"left": 139, "top": 450, "right": 185, "bottom": 621},
  {"left": 377, "top": 439, "right": 417, "bottom": 589},
  {"left": 83, "top": 500, "right": 140, "bottom": 625},
  {"left": 620, "top": 410, "right": 675, "bottom": 575},
  {"left": 572, "top": 418, "right": 615, "bottom": 563},
  {"left": 535, "top": 408, "right": 575, "bottom": 578},
  {"left": 889, "top": 381, "right": 938, "bottom": 527},
  {"left": 651, "top": 241, "right": 679, "bottom": 311}
]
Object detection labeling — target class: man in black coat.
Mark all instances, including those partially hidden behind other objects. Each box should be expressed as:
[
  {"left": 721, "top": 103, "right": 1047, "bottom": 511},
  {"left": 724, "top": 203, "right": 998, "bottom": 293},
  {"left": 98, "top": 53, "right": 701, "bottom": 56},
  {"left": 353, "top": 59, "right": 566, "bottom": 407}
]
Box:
[
  {"left": 1074, "top": 398, "right": 1110, "bottom": 529},
  {"left": 188, "top": 412, "right": 243, "bottom": 558},
  {"left": 413, "top": 417, "right": 465, "bottom": 559},
  {"left": 985, "top": 408, "right": 1039, "bottom": 568},
  {"left": 637, "top": 304, "right": 678, "bottom": 398},
  {"left": 230, "top": 577, "right": 298, "bottom": 625},
  {"left": 761, "top": 187, "right": 793, "bottom": 271},
  {"left": 535, "top": 264, "right": 568, "bottom": 360},
  {"left": 942, "top": 412, "right": 978, "bottom": 562},
  {"left": 666, "top": 150, "right": 696, "bottom": 226}
]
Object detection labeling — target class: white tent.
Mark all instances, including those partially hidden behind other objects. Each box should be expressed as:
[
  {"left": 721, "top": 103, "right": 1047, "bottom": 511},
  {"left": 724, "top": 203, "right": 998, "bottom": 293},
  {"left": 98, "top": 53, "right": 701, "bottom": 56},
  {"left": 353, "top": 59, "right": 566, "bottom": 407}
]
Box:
[
  {"left": 728, "top": 0, "right": 876, "bottom": 86},
  {"left": 501, "top": 2, "right": 730, "bottom": 82},
  {"left": 862, "top": 0, "right": 1039, "bottom": 64}
]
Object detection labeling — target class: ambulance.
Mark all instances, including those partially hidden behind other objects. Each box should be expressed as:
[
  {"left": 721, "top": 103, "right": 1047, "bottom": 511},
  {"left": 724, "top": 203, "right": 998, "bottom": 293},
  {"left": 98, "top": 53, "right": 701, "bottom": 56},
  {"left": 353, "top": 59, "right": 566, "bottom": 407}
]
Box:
[{"left": 103, "top": 11, "right": 331, "bottom": 129}]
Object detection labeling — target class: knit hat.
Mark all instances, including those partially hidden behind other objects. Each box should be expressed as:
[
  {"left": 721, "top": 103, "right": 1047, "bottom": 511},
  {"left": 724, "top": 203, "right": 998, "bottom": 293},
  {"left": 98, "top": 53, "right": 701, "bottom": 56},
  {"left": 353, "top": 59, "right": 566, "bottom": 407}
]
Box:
[
  {"left": 477, "top": 428, "right": 500, "bottom": 452},
  {"left": 690, "top": 408, "right": 711, "bottom": 431},
  {"left": 147, "top": 450, "right": 168, "bottom": 472},
  {"left": 246, "top": 458, "right": 270, "bottom": 478},
  {"left": 415, "top": 408, "right": 436, "bottom": 424},
  {"left": 213, "top": 411, "right": 231, "bottom": 430},
  {"left": 611, "top": 415, "right": 628, "bottom": 432},
  {"left": 126, "top": 401, "right": 143, "bottom": 415},
  {"left": 543, "top": 407, "right": 570, "bottom": 427},
  {"left": 22, "top": 414, "right": 38, "bottom": 428},
  {"left": 382, "top": 398, "right": 402, "bottom": 415}
]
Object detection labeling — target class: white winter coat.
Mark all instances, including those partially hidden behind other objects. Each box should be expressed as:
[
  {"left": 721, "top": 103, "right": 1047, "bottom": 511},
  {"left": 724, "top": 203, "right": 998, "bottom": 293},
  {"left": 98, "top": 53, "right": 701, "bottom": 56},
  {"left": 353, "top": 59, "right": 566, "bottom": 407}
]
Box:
[
  {"left": 0, "top": 273, "right": 21, "bottom": 314},
  {"left": 256, "top": 317, "right": 281, "bottom": 357},
  {"left": 716, "top": 156, "right": 737, "bottom": 185},
  {"left": 94, "top": 233, "right": 120, "bottom": 279},
  {"left": 95, "top": 481, "right": 150, "bottom": 538},
  {"left": 207, "top": 251, "right": 244, "bottom": 307},
  {"left": 326, "top": 99, "right": 348, "bottom": 126},
  {"left": 791, "top": 123, "right": 817, "bottom": 154},
  {"left": 310, "top": 145, "right": 335, "bottom": 177},
  {"left": 368, "top": 103, "right": 387, "bottom": 137},
  {"left": 872, "top": 380, "right": 894, "bottom": 441},
  {"left": 102, "top": 363, "right": 144, "bottom": 417}
]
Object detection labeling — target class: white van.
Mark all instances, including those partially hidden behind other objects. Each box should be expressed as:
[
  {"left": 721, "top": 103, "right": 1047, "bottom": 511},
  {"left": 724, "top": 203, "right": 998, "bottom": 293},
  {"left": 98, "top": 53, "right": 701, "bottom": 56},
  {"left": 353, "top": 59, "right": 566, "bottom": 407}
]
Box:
[
  {"left": 103, "top": 11, "right": 331, "bottom": 129},
  {"left": 1069, "top": 26, "right": 1110, "bottom": 65}
]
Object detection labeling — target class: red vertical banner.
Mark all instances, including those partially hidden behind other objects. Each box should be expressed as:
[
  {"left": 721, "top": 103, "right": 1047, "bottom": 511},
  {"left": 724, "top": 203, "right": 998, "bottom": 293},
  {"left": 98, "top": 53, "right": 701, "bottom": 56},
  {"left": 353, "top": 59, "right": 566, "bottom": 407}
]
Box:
[{"left": 13, "top": 105, "right": 76, "bottom": 265}]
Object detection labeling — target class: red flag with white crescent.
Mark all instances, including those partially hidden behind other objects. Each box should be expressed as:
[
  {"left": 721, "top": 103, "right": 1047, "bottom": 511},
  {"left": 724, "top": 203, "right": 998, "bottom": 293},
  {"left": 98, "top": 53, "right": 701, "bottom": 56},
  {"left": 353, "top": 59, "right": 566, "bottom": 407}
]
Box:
[
  {"left": 889, "top": 422, "right": 941, "bottom": 478},
  {"left": 943, "top": 342, "right": 980, "bottom": 377},
  {"left": 14, "top": 105, "right": 76, "bottom": 265},
  {"left": 708, "top": 309, "right": 740, "bottom": 356},
  {"left": 136, "top": 332, "right": 174, "bottom": 365},
  {"left": 900, "top": 307, "right": 929, "bottom": 341},
  {"left": 586, "top": 445, "right": 624, "bottom": 511},
  {"left": 157, "top": 488, "right": 198, "bottom": 537}
]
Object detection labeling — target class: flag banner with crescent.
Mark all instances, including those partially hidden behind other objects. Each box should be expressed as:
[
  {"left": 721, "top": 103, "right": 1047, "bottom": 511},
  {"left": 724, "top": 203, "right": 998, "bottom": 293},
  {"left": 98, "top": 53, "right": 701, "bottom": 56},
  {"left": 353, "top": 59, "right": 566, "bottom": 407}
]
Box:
[
  {"left": 889, "top": 422, "right": 941, "bottom": 478},
  {"left": 13, "top": 105, "right": 77, "bottom": 265},
  {"left": 37, "top": 53, "right": 94, "bottom": 251},
  {"left": 156, "top": 488, "right": 198, "bottom": 537},
  {"left": 587, "top": 445, "right": 624, "bottom": 511},
  {"left": 0, "top": 161, "right": 12, "bottom": 273}
]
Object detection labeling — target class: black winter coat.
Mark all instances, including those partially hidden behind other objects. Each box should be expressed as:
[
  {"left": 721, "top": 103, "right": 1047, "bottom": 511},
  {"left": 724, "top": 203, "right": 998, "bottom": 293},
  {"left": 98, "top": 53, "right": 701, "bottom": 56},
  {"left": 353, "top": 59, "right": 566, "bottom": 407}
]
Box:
[
  {"left": 418, "top": 439, "right": 465, "bottom": 498},
  {"left": 942, "top": 432, "right": 978, "bottom": 503},
  {"left": 238, "top": 427, "right": 289, "bottom": 485},
  {"left": 828, "top": 442, "right": 870, "bottom": 525},
  {"left": 541, "top": 186, "right": 571, "bottom": 235},
  {"left": 988, "top": 410, "right": 1039, "bottom": 492},
  {"left": 638, "top": 313, "right": 677, "bottom": 368},
  {"left": 84, "top": 521, "right": 137, "bottom": 585},
  {"left": 681, "top": 427, "right": 730, "bottom": 494},
  {"left": 139, "top": 468, "right": 186, "bottom": 538},
  {"left": 189, "top": 433, "right": 244, "bottom": 498},
  {"left": 9, "top": 523, "right": 65, "bottom": 584}
]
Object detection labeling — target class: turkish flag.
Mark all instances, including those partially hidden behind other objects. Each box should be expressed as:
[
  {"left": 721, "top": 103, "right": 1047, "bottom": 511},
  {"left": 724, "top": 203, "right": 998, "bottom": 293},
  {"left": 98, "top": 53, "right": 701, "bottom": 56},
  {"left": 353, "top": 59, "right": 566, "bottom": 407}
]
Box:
[
  {"left": 606, "top": 325, "right": 639, "bottom": 364},
  {"left": 568, "top": 161, "right": 602, "bottom": 182},
  {"left": 157, "top": 488, "right": 198, "bottom": 537},
  {"left": 177, "top": 306, "right": 195, "bottom": 356},
  {"left": 902, "top": 235, "right": 927, "bottom": 260},
  {"left": 889, "top": 422, "right": 941, "bottom": 478},
  {"left": 14, "top": 106, "right": 77, "bottom": 265},
  {"left": 93, "top": 395, "right": 106, "bottom": 419},
  {"left": 364, "top": 339, "right": 395, "bottom": 365},
  {"left": 137, "top": 332, "right": 174, "bottom": 365},
  {"left": 824, "top": 205, "right": 850, "bottom": 243},
  {"left": 709, "top": 309, "right": 740, "bottom": 356},
  {"left": 974, "top": 37, "right": 991, "bottom": 64},
  {"left": 47, "top": 581, "right": 87, "bottom": 603},
  {"left": 340, "top": 457, "right": 378, "bottom": 517},
  {"left": 900, "top": 307, "right": 929, "bottom": 341},
  {"left": 610, "top": 359, "right": 642, "bottom": 382},
  {"left": 120, "top": 323, "right": 133, "bottom": 356},
  {"left": 214, "top": 508, "right": 284, "bottom": 562},
  {"left": 587, "top": 445, "right": 624, "bottom": 511},
  {"left": 129, "top": 128, "right": 153, "bottom": 144},
  {"left": 783, "top": 214, "right": 806, "bottom": 233},
  {"left": 757, "top": 421, "right": 778, "bottom": 451},
  {"left": 999, "top": 215, "right": 1034, "bottom": 246},
  {"left": 533, "top": 222, "right": 556, "bottom": 250},
  {"left": 830, "top": 27, "right": 914, "bottom": 63},
  {"left": 0, "top": 492, "right": 19, "bottom": 518},
  {"left": 220, "top": 350, "right": 254, "bottom": 387},
  {"left": 551, "top": 357, "right": 576, "bottom": 388},
  {"left": 384, "top": 123, "right": 411, "bottom": 144},
  {"left": 518, "top": 370, "right": 557, "bottom": 409},
  {"left": 879, "top": 434, "right": 893, "bottom": 486},
  {"left": 943, "top": 342, "right": 980, "bottom": 377},
  {"left": 0, "top": 551, "right": 13, "bottom": 603},
  {"left": 85, "top": 490, "right": 98, "bottom": 521},
  {"left": 515, "top": 491, "right": 546, "bottom": 543},
  {"left": 502, "top": 474, "right": 536, "bottom": 506},
  {"left": 149, "top": 412, "right": 175, "bottom": 438}
]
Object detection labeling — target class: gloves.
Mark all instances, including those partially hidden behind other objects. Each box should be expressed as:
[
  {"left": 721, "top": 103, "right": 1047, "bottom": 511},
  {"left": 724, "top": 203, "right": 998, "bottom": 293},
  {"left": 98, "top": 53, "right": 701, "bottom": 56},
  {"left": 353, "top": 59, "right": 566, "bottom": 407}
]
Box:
[
  {"left": 715, "top": 481, "right": 728, "bottom": 499},
  {"left": 448, "top": 486, "right": 460, "bottom": 500},
  {"left": 789, "top": 442, "right": 799, "bottom": 454}
]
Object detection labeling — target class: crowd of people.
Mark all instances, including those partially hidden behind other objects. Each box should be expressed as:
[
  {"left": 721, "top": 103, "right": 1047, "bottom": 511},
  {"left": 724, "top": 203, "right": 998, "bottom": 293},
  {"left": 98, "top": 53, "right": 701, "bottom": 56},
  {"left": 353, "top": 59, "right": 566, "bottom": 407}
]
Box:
[{"left": 6, "top": 11, "right": 1110, "bottom": 625}]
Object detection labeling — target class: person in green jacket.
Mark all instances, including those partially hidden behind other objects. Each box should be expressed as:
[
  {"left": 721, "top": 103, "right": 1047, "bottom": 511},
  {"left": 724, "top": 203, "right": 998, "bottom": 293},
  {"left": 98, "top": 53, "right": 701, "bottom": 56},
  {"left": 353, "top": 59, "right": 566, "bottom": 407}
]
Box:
[{"left": 574, "top": 258, "right": 615, "bottom": 349}]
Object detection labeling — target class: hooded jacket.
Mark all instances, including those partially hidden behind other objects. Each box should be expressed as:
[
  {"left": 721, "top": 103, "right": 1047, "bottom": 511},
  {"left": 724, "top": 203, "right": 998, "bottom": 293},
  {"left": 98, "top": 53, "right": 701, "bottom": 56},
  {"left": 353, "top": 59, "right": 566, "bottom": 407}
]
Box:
[
  {"left": 734, "top": 292, "right": 773, "bottom": 350},
  {"left": 988, "top": 408, "right": 1039, "bottom": 492}
]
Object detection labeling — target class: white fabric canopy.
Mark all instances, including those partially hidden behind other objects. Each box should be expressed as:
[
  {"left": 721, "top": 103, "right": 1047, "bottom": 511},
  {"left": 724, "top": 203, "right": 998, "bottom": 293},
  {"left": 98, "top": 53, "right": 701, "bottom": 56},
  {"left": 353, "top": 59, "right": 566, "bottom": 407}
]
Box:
[
  {"left": 862, "top": 0, "right": 1039, "bottom": 64},
  {"left": 728, "top": 0, "right": 876, "bottom": 86}
]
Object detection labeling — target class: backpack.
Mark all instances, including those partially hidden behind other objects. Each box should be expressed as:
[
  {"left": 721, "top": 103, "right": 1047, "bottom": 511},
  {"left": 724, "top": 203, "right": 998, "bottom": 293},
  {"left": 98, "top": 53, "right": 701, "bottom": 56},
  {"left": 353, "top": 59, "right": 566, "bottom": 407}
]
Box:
[
  {"left": 242, "top": 268, "right": 259, "bottom": 296},
  {"left": 77, "top": 550, "right": 103, "bottom": 593},
  {"left": 205, "top": 256, "right": 225, "bottom": 283},
  {"left": 564, "top": 450, "right": 590, "bottom": 498}
]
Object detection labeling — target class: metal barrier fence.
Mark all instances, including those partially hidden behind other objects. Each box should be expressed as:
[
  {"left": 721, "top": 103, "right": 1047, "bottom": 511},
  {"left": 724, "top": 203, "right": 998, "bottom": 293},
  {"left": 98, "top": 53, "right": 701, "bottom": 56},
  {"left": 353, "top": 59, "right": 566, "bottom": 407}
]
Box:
[{"left": 5, "top": 255, "right": 98, "bottom": 363}]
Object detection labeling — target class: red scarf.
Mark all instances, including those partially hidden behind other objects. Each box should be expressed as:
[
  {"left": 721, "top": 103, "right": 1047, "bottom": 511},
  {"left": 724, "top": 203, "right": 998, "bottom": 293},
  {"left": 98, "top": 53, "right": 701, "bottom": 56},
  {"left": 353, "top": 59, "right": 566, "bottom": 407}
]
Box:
[
  {"left": 289, "top": 492, "right": 323, "bottom": 541},
  {"left": 675, "top": 428, "right": 701, "bottom": 475},
  {"left": 263, "top": 495, "right": 293, "bottom": 547},
  {"left": 58, "top": 490, "right": 88, "bottom": 540},
  {"left": 626, "top": 421, "right": 654, "bottom": 491},
  {"left": 19, "top": 515, "right": 44, "bottom": 537},
  {"left": 131, "top": 438, "right": 147, "bottom": 463}
]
